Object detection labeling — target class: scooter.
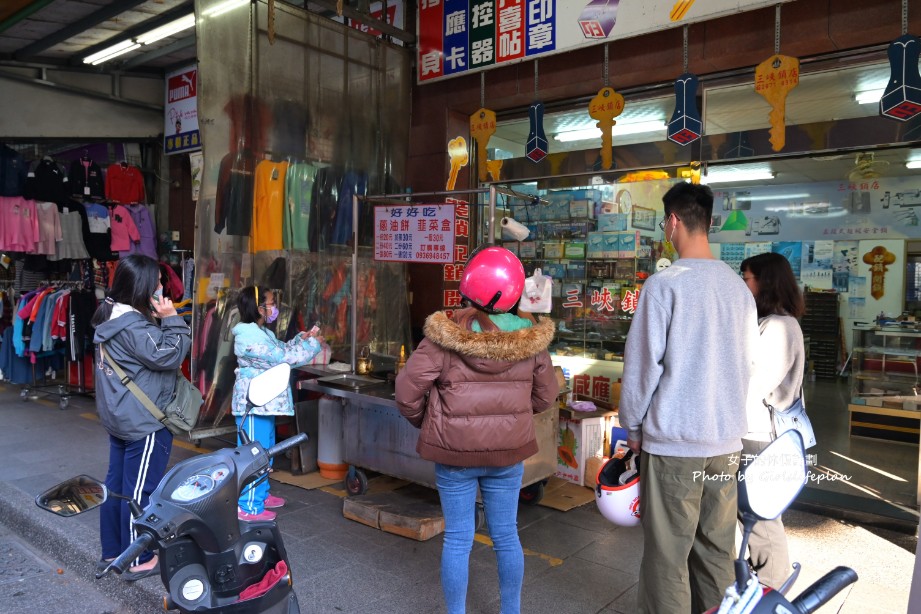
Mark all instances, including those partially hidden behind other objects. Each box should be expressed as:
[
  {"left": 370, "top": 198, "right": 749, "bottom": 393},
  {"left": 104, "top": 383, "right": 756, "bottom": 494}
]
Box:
[
  {"left": 707, "top": 430, "right": 859, "bottom": 614},
  {"left": 36, "top": 362, "right": 304, "bottom": 613}
]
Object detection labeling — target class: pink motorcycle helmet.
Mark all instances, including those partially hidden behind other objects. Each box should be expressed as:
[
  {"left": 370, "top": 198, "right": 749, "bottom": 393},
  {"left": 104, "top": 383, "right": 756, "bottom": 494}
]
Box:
[{"left": 459, "top": 246, "right": 526, "bottom": 313}]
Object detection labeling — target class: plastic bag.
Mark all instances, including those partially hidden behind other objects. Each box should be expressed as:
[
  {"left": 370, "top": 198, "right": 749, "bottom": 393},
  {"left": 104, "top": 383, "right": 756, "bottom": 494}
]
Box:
[{"left": 518, "top": 268, "right": 553, "bottom": 313}]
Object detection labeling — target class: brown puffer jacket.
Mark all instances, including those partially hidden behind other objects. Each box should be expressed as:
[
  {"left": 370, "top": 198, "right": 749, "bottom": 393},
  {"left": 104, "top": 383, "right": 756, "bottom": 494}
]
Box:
[{"left": 395, "top": 310, "right": 559, "bottom": 467}]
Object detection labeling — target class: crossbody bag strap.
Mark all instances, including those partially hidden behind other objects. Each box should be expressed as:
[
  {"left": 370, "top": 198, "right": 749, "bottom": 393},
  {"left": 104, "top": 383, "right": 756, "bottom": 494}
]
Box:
[{"left": 100, "top": 344, "right": 169, "bottom": 425}]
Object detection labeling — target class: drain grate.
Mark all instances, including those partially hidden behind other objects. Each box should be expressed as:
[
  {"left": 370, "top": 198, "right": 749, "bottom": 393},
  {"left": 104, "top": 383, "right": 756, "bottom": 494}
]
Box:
[{"left": 0, "top": 538, "right": 53, "bottom": 585}]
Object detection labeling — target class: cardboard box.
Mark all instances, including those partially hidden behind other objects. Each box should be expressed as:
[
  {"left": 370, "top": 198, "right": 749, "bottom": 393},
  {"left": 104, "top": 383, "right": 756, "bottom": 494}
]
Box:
[
  {"left": 566, "top": 262, "right": 586, "bottom": 279},
  {"left": 502, "top": 241, "right": 519, "bottom": 255},
  {"left": 544, "top": 242, "right": 565, "bottom": 259},
  {"left": 543, "top": 262, "right": 566, "bottom": 279},
  {"left": 564, "top": 242, "right": 586, "bottom": 259},
  {"left": 618, "top": 231, "right": 638, "bottom": 258},
  {"left": 556, "top": 410, "right": 617, "bottom": 486},
  {"left": 598, "top": 213, "right": 628, "bottom": 232},
  {"left": 519, "top": 241, "right": 537, "bottom": 259},
  {"left": 602, "top": 233, "right": 619, "bottom": 258},
  {"left": 570, "top": 199, "right": 594, "bottom": 219},
  {"left": 586, "top": 232, "right": 605, "bottom": 258}
]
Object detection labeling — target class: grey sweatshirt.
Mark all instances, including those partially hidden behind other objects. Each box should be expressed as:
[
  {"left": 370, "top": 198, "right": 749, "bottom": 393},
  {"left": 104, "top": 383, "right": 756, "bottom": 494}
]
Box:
[{"left": 619, "top": 258, "right": 759, "bottom": 457}]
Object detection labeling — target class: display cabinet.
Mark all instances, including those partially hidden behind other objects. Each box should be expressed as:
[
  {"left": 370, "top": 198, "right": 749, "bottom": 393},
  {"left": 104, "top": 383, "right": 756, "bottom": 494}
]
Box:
[{"left": 848, "top": 325, "right": 921, "bottom": 444}]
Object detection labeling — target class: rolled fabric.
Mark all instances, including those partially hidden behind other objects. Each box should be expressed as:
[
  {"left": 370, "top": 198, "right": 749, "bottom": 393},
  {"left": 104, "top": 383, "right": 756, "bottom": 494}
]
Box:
[{"left": 501, "top": 217, "right": 530, "bottom": 241}]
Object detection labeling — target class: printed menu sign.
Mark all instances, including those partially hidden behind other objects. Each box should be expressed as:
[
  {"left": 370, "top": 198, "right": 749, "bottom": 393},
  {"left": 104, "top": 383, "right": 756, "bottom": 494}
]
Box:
[{"left": 374, "top": 204, "right": 456, "bottom": 263}]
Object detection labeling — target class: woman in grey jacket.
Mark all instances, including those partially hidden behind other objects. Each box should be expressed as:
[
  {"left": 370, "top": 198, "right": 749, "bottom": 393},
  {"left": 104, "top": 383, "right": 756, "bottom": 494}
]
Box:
[
  {"left": 740, "top": 252, "right": 806, "bottom": 588},
  {"left": 92, "top": 254, "right": 192, "bottom": 581},
  {"left": 396, "top": 247, "right": 559, "bottom": 614}
]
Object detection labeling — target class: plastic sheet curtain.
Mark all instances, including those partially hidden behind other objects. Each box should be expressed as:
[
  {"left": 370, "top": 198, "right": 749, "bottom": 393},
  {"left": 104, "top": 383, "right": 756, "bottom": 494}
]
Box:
[{"left": 192, "top": 0, "right": 412, "bottom": 427}]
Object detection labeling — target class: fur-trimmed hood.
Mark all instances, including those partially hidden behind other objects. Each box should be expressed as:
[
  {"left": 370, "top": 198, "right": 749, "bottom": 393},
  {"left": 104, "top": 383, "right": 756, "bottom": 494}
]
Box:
[{"left": 422, "top": 311, "right": 555, "bottom": 363}]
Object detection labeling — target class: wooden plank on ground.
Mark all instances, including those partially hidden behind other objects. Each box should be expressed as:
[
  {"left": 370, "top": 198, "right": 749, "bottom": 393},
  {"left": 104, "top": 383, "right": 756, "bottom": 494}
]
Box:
[{"left": 342, "top": 484, "right": 444, "bottom": 540}]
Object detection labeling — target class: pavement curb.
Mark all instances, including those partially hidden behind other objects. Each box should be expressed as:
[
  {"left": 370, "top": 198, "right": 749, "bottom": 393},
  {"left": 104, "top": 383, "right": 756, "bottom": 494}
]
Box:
[{"left": 0, "top": 480, "right": 165, "bottom": 614}]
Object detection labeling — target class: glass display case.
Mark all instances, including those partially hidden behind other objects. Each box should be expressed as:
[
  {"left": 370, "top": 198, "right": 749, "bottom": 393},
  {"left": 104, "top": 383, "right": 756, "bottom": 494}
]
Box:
[
  {"left": 848, "top": 325, "right": 921, "bottom": 443},
  {"left": 493, "top": 181, "right": 673, "bottom": 409}
]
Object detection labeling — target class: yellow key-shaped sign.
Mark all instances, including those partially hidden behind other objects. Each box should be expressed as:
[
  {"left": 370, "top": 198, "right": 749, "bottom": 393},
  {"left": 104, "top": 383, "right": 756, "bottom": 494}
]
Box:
[
  {"left": 754, "top": 54, "right": 799, "bottom": 152},
  {"left": 446, "top": 137, "right": 468, "bottom": 191},
  {"left": 588, "top": 87, "right": 624, "bottom": 170},
  {"left": 470, "top": 108, "right": 496, "bottom": 183}
]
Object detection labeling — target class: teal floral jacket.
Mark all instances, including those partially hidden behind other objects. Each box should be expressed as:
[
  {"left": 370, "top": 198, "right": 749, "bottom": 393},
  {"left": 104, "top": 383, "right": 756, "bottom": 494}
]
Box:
[{"left": 231, "top": 322, "right": 321, "bottom": 416}]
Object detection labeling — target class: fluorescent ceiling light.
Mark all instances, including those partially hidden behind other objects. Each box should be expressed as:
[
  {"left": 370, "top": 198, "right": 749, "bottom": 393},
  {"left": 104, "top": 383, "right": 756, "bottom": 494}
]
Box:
[
  {"left": 203, "top": 0, "right": 250, "bottom": 17},
  {"left": 907, "top": 161, "right": 921, "bottom": 169},
  {"left": 83, "top": 40, "right": 139, "bottom": 64},
  {"left": 855, "top": 89, "right": 884, "bottom": 105},
  {"left": 554, "top": 120, "right": 666, "bottom": 142},
  {"left": 704, "top": 170, "right": 775, "bottom": 184},
  {"left": 136, "top": 14, "right": 195, "bottom": 45}
]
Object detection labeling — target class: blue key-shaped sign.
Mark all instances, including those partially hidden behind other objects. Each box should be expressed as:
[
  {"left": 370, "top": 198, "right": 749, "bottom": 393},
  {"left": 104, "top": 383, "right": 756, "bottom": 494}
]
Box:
[
  {"left": 881, "top": 35, "right": 921, "bottom": 121},
  {"left": 667, "top": 73, "right": 702, "bottom": 146},
  {"left": 527, "top": 102, "right": 549, "bottom": 163}
]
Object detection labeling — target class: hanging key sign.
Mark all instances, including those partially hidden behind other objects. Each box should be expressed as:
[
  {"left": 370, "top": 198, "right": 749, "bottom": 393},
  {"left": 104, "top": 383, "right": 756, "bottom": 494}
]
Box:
[
  {"left": 374, "top": 204, "right": 456, "bottom": 263},
  {"left": 588, "top": 87, "right": 625, "bottom": 171},
  {"left": 881, "top": 35, "right": 921, "bottom": 121},
  {"left": 469, "top": 108, "right": 496, "bottom": 183},
  {"left": 667, "top": 73, "right": 702, "bottom": 146},
  {"left": 754, "top": 54, "right": 799, "bottom": 152}
]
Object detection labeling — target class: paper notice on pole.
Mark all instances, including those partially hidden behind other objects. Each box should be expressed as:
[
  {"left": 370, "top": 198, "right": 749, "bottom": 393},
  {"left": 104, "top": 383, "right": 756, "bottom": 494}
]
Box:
[{"left": 207, "top": 273, "right": 225, "bottom": 299}]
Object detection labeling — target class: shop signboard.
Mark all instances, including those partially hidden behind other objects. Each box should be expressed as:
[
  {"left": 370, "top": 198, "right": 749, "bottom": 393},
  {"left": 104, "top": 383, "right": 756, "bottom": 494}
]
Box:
[
  {"left": 374, "top": 204, "right": 456, "bottom": 263},
  {"left": 417, "top": 0, "right": 793, "bottom": 83},
  {"left": 336, "top": 0, "right": 405, "bottom": 44},
  {"left": 164, "top": 65, "right": 200, "bottom": 155}
]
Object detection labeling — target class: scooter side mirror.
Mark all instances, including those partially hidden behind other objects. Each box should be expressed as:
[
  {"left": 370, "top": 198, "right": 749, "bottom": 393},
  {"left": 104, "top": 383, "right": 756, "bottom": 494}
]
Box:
[
  {"left": 247, "top": 362, "right": 292, "bottom": 407},
  {"left": 738, "top": 430, "right": 808, "bottom": 521},
  {"left": 35, "top": 475, "right": 107, "bottom": 517}
]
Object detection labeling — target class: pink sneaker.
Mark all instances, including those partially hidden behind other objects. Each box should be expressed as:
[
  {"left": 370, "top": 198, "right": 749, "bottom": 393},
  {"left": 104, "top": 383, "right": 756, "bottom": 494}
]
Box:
[
  {"left": 264, "top": 495, "right": 287, "bottom": 509},
  {"left": 238, "top": 508, "right": 276, "bottom": 522}
]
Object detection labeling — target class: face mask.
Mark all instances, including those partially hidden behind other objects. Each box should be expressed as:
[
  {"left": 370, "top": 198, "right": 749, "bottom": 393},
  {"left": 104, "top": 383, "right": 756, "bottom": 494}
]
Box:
[{"left": 265, "top": 305, "right": 279, "bottom": 324}]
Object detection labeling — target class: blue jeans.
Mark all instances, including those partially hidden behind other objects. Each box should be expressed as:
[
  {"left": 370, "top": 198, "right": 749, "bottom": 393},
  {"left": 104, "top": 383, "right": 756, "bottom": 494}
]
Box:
[{"left": 435, "top": 462, "right": 525, "bottom": 614}]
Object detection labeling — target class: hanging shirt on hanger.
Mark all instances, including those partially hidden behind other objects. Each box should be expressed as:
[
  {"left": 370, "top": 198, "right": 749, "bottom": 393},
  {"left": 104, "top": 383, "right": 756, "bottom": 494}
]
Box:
[
  {"left": 0, "top": 144, "right": 28, "bottom": 197},
  {"left": 121, "top": 203, "right": 157, "bottom": 259},
  {"left": 252, "top": 160, "right": 288, "bottom": 252},
  {"left": 214, "top": 149, "right": 256, "bottom": 236},
  {"left": 105, "top": 162, "right": 145, "bottom": 203},
  {"left": 68, "top": 157, "right": 105, "bottom": 199},
  {"left": 0, "top": 196, "right": 39, "bottom": 253},
  {"left": 34, "top": 201, "right": 63, "bottom": 256},
  {"left": 82, "top": 201, "right": 115, "bottom": 261},
  {"left": 24, "top": 157, "right": 69, "bottom": 203},
  {"left": 284, "top": 161, "right": 316, "bottom": 251},
  {"left": 109, "top": 204, "right": 140, "bottom": 252},
  {"left": 50, "top": 208, "right": 90, "bottom": 261}
]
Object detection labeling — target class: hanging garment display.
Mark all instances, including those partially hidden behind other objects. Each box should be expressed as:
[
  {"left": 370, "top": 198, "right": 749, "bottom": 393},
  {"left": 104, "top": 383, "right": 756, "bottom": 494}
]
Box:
[
  {"left": 82, "top": 201, "right": 115, "bottom": 261},
  {"left": 34, "top": 201, "right": 63, "bottom": 256},
  {"left": 123, "top": 203, "right": 157, "bottom": 259},
  {"left": 252, "top": 160, "right": 288, "bottom": 252},
  {"left": 0, "top": 144, "right": 28, "bottom": 197},
  {"left": 105, "top": 162, "right": 146, "bottom": 203},
  {"left": 68, "top": 157, "right": 105, "bottom": 199},
  {"left": 49, "top": 208, "right": 90, "bottom": 261},
  {"left": 0, "top": 197, "right": 39, "bottom": 253},
  {"left": 284, "top": 161, "right": 316, "bottom": 251},
  {"left": 109, "top": 203, "right": 141, "bottom": 252},
  {"left": 214, "top": 148, "right": 256, "bottom": 236},
  {"left": 24, "top": 157, "right": 69, "bottom": 203},
  {"left": 331, "top": 170, "right": 367, "bottom": 245}
]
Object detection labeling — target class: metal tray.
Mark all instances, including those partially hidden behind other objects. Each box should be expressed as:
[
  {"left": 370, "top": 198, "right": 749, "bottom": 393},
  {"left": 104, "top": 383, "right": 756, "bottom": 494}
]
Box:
[{"left": 315, "top": 373, "right": 389, "bottom": 390}]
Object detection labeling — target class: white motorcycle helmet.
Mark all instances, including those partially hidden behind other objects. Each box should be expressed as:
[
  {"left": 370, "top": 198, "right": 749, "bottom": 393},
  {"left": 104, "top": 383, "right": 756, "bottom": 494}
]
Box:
[{"left": 595, "top": 450, "right": 641, "bottom": 527}]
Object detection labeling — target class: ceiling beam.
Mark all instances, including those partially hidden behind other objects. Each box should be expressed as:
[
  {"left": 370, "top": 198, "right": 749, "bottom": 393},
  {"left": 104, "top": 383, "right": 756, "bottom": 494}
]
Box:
[
  {"left": 0, "top": 0, "right": 56, "bottom": 35},
  {"left": 13, "top": 0, "right": 150, "bottom": 60},
  {"left": 308, "top": 0, "right": 415, "bottom": 44},
  {"left": 120, "top": 35, "right": 196, "bottom": 70},
  {"left": 0, "top": 69, "right": 163, "bottom": 113},
  {"left": 66, "top": 1, "right": 195, "bottom": 67}
]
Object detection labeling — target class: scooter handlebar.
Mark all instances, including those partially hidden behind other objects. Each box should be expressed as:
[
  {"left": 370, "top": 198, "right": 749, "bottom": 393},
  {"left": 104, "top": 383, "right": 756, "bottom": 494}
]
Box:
[
  {"left": 266, "top": 433, "right": 308, "bottom": 459},
  {"left": 790, "top": 566, "right": 858, "bottom": 613},
  {"left": 97, "top": 532, "right": 155, "bottom": 579}
]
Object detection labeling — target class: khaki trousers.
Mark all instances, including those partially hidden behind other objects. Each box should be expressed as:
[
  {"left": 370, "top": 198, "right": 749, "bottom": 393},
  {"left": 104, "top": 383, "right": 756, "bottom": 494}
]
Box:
[{"left": 636, "top": 452, "right": 740, "bottom": 614}]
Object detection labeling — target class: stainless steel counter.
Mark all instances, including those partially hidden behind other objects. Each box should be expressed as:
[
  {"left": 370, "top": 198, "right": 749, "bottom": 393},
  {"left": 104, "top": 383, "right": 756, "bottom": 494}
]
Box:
[{"left": 295, "top": 367, "right": 397, "bottom": 408}]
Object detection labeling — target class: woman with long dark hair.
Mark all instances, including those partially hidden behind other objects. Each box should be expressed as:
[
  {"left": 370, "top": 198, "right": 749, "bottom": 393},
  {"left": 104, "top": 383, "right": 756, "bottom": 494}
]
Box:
[
  {"left": 739, "top": 251, "right": 806, "bottom": 587},
  {"left": 92, "top": 254, "right": 192, "bottom": 581}
]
